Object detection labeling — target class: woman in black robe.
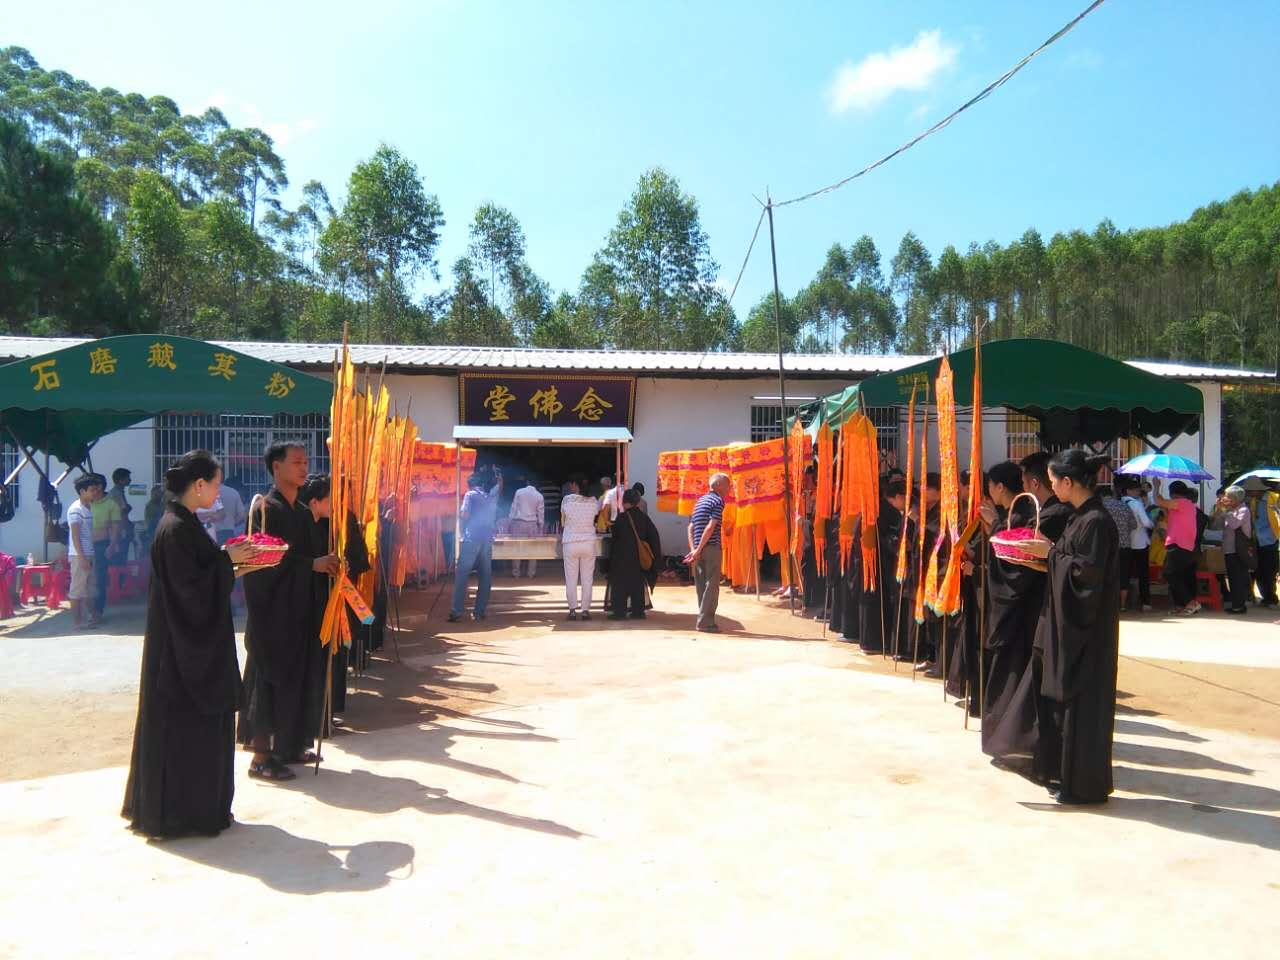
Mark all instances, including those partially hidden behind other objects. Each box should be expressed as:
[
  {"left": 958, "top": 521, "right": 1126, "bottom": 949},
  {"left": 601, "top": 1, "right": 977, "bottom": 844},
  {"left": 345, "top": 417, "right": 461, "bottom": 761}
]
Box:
[
  {"left": 299, "top": 475, "right": 371, "bottom": 732},
  {"left": 979, "top": 462, "right": 1045, "bottom": 752},
  {"left": 1033, "top": 450, "right": 1121, "bottom": 804},
  {"left": 608, "top": 489, "right": 663, "bottom": 619},
  {"left": 122, "top": 450, "right": 259, "bottom": 838}
]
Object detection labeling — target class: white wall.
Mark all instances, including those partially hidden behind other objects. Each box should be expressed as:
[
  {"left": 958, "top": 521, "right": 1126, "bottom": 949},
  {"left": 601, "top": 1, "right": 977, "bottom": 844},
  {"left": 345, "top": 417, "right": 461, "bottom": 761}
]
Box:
[{"left": 1, "top": 419, "right": 155, "bottom": 562}]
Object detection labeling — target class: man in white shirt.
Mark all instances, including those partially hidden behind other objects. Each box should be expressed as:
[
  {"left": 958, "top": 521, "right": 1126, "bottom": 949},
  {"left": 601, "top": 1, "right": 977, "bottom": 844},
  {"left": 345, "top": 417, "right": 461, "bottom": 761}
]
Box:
[
  {"left": 599, "top": 476, "right": 622, "bottom": 523},
  {"left": 66, "top": 474, "right": 103, "bottom": 628},
  {"left": 508, "top": 476, "right": 545, "bottom": 578},
  {"left": 1117, "top": 474, "right": 1155, "bottom": 611}
]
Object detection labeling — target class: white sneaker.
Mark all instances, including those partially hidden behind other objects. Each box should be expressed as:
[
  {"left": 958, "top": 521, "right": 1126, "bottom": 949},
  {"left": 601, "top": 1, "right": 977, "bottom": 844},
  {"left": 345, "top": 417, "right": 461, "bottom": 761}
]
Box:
[{"left": 1141, "top": 604, "right": 1153, "bottom": 612}]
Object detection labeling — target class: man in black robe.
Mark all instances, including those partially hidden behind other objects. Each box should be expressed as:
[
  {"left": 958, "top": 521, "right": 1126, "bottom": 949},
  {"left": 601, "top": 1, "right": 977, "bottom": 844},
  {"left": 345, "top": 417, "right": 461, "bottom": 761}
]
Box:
[
  {"left": 1034, "top": 453, "right": 1121, "bottom": 803},
  {"left": 608, "top": 489, "right": 662, "bottom": 619},
  {"left": 238, "top": 443, "right": 338, "bottom": 781}
]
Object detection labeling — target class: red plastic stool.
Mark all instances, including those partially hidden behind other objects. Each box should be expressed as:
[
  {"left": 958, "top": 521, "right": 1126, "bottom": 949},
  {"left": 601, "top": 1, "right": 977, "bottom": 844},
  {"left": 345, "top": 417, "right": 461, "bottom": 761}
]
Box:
[
  {"left": 1195, "top": 571, "right": 1223, "bottom": 612},
  {"left": 107, "top": 562, "right": 143, "bottom": 602},
  {"left": 45, "top": 564, "right": 70, "bottom": 610},
  {"left": 18, "top": 564, "right": 54, "bottom": 605}
]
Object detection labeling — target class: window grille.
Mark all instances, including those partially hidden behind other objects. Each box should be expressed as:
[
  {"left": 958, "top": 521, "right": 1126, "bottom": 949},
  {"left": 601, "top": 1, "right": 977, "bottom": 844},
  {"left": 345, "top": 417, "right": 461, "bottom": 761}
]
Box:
[
  {"left": 154, "top": 413, "right": 330, "bottom": 498},
  {"left": 865, "top": 405, "right": 900, "bottom": 470},
  {"left": 1, "top": 440, "right": 20, "bottom": 509},
  {"left": 750, "top": 404, "right": 805, "bottom": 443}
]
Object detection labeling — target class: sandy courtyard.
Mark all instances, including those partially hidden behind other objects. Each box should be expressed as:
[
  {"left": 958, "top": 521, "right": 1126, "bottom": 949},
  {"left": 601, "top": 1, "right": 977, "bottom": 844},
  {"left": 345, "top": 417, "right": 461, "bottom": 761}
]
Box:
[{"left": 1, "top": 578, "right": 1278, "bottom": 958}]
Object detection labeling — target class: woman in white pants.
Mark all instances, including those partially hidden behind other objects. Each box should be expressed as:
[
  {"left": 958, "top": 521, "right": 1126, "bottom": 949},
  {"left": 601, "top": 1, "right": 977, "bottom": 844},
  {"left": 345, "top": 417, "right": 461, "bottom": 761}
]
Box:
[{"left": 560, "top": 474, "right": 600, "bottom": 620}]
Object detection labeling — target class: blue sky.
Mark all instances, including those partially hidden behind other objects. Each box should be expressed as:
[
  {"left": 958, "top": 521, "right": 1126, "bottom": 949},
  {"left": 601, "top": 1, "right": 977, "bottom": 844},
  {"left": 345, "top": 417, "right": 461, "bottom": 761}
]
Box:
[{"left": 7, "top": 0, "right": 1279, "bottom": 316}]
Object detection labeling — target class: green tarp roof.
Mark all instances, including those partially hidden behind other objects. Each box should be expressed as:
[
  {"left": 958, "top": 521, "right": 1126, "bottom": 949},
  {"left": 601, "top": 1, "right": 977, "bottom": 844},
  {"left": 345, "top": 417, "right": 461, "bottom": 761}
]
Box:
[
  {"left": 0, "top": 335, "right": 332, "bottom": 465},
  {"left": 801, "top": 339, "right": 1204, "bottom": 444}
]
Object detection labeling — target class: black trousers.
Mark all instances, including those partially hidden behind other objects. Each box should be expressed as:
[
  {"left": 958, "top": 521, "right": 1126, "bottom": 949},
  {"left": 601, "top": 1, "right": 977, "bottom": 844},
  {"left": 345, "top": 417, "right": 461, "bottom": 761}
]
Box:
[
  {"left": 1129, "top": 545, "right": 1151, "bottom": 606},
  {"left": 1224, "top": 552, "right": 1251, "bottom": 611},
  {"left": 1164, "top": 547, "right": 1198, "bottom": 609},
  {"left": 610, "top": 576, "right": 646, "bottom": 617},
  {"left": 1253, "top": 543, "right": 1278, "bottom": 605}
]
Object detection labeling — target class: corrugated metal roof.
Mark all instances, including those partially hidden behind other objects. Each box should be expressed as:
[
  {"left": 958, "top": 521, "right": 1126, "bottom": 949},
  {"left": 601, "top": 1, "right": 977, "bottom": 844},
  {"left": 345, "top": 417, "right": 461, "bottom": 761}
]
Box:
[{"left": 0, "top": 336, "right": 1269, "bottom": 382}]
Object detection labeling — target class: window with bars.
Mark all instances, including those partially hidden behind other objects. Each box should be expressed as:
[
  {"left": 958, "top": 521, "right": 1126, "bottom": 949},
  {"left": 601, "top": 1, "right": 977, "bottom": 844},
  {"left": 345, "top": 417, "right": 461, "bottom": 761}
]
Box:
[
  {"left": 153, "top": 413, "right": 331, "bottom": 497},
  {"left": 1004, "top": 412, "right": 1144, "bottom": 480},
  {"left": 865, "top": 405, "right": 900, "bottom": 469},
  {"left": 750, "top": 404, "right": 804, "bottom": 442},
  {"left": 1, "top": 440, "right": 19, "bottom": 510},
  {"left": 1005, "top": 413, "right": 1047, "bottom": 463}
]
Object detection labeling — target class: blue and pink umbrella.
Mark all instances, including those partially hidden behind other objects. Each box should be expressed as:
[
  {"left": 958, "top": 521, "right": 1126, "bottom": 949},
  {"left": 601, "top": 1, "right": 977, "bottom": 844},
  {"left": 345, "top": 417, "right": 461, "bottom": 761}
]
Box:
[{"left": 1116, "top": 453, "right": 1214, "bottom": 482}]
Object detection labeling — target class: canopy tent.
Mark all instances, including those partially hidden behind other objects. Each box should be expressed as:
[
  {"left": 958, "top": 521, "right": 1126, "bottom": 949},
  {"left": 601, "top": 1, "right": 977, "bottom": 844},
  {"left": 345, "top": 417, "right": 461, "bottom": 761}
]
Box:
[
  {"left": 799, "top": 339, "right": 1204, "bottom": 447},
  {"left": 0, "top": 334, "right": 332, "bottom": 475}
]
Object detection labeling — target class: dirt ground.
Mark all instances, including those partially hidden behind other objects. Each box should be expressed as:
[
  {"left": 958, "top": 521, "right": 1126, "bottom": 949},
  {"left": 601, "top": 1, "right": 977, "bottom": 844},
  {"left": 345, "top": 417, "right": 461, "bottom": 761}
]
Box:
[{"left": 2, "top": 576, "right": 1277, "bottom": 783}]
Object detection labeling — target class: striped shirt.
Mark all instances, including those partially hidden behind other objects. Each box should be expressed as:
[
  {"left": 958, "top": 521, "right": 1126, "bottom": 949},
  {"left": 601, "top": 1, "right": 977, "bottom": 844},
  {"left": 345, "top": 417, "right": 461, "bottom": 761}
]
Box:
[{"left": 690, "top": 492, "right": 724, "bottom": 548}]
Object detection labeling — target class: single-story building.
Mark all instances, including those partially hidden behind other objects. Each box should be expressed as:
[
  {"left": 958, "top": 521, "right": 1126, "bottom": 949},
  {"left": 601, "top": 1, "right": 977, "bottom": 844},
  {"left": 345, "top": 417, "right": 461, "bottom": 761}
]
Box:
[{"left": 0, "top": 336, "right": 1269, "bottom": 561}]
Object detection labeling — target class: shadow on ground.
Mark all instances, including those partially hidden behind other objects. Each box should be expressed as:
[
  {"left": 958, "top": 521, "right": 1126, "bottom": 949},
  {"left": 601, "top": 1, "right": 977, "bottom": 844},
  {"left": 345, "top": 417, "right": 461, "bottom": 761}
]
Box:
[{"left": 159, "top": 823, "right": 416, "bottom": 894}]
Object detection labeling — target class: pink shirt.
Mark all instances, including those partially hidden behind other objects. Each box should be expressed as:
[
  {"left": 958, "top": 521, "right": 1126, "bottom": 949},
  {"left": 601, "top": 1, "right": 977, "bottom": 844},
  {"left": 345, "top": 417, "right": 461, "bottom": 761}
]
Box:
[{"left": 1164, "top": 498, "right": 1196, "bottom": 551}]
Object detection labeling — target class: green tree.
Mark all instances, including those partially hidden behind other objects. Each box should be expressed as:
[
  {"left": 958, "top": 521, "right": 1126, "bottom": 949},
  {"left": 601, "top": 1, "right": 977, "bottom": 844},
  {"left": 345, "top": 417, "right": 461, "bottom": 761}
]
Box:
[
  {"left": 124, "top": 170, "right": 187, "bottom": 329},
  {"left": 0, "top": 116, "right": 133, "bottom": 334},
  {"left": 740, "top": 292, "right": 799, "bottom": 353},
  {"left": 319, "top": 144, "right": 444, "bottom": 341},
  {"left": 589, "top": 167, "right": 734, "bottom": 350}
]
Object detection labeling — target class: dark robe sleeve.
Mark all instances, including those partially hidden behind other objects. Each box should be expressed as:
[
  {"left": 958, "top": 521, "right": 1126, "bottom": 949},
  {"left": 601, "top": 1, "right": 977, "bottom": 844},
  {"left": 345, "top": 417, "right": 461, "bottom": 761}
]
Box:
[
  {"left": 152, "top": 511, "right": 239, "bottom": 714},
  {"left": 345, "top": 513, "right": 371, "bottom": 578}
]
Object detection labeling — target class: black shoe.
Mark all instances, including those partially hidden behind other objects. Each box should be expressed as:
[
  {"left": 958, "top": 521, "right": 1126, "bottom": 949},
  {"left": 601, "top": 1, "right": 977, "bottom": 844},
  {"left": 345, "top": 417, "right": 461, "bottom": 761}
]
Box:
[
  {"left": 472, "top": 612, "right": 486, "bottom": 621},
  {"left": 447, "top": 613, "right": 461, "bottom": 623},
  {"left": 628, "top": 612, "right": 646, "bottom": 619},
  {"left": 567, "top": 611, "right": 579, "bottom": 621},
  {"left": 607, "top": 613, "right": 627, "bottom": 620},
  {"left": 1226, "top": 607, "right": 1247, "bottom": 615},
  {"left": 580, "top": 611, "right": 592, "bottom": 621}
]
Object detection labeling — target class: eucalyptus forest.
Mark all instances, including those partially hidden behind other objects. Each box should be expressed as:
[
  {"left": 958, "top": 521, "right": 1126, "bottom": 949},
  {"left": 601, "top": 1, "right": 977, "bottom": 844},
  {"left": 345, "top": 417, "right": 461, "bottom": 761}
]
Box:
[{"left": 2, "top": 45, "right": 1276, "bottom": 469}]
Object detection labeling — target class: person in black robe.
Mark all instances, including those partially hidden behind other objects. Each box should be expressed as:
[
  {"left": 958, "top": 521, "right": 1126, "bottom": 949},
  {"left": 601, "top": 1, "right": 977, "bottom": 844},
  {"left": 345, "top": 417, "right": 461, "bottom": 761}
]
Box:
[
  {"left": 857, "top": 480, "right": 908, "bottom": 655},
  {"left": 1032, "top": 450, "right": 1121, "bottom": 803},
  {"left": 608, "top": 489, "right": 662, "bottom": 619},
  {"left": 977, "top": 461, "right": 1046, "bottom": 748},
  {"left": 299, "top": 475, "right": 371, "bottom": 731},
  {"left": 238, "top": 443, "right": 338, "bottom": 782},
  {"left": 122, "top": 450, "right": 259, "bottom": 838}
]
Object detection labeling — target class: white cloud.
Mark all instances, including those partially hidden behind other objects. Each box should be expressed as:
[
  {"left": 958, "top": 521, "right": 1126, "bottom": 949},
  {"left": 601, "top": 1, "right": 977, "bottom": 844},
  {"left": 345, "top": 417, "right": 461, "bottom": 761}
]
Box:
[
  {"left": 828, "top": 29, "right": 958, "bottom": 114},
  {"left": 188, "top": 94, "right": 319, "bottom": 145}
]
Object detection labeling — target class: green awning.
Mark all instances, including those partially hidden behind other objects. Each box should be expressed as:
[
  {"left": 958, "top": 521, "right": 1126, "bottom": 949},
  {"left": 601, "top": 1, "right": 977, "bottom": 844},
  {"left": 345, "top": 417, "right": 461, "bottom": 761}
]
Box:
[
  {"left": 800, "top": 339, "right": 1204, "bottom": 444},
  {"left": 0, "top": 335, "right": 332, "bottom": 466}
]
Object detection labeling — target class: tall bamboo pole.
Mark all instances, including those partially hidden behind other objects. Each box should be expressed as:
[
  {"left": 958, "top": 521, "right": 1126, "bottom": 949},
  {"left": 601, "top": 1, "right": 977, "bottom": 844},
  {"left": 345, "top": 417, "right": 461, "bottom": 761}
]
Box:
[{"left": 765, "top": 196, "right": 796, "bottom": 614}]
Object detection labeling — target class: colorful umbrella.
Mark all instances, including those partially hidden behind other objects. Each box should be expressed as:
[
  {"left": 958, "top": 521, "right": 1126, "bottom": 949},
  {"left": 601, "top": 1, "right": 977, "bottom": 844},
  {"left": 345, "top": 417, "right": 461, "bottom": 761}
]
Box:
[{"left": 1117, "top": 453, "right": 1214, "bottom": 482}]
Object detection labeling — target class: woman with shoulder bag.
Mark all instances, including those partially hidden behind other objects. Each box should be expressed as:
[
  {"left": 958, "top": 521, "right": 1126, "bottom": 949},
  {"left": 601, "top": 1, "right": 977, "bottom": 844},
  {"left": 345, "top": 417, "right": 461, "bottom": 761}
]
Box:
[
  {"left": 1220, "top": 486, "right": 1254, "bottom": 614},
  {"left": 607, "top": 489, "right": 663, "bottom": 620}
]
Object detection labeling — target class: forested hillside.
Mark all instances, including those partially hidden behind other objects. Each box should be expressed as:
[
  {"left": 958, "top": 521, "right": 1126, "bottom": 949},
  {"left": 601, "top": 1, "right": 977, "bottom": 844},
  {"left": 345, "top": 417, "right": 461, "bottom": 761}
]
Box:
[{"left": 2, "top": 45, "right": 1276, "bottom": 470}]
